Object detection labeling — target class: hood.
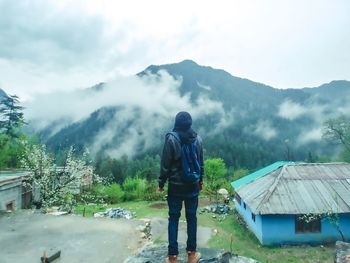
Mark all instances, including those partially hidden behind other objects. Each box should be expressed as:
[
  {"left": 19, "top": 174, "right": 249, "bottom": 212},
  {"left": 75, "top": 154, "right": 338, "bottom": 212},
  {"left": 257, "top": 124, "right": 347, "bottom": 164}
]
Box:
[{"left": 175, "top": 128, "right": 197, "bottom": 144}]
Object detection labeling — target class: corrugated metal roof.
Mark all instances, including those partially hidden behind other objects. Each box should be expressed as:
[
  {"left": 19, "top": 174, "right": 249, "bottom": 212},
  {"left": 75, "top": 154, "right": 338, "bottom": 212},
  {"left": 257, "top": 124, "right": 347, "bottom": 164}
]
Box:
[
  {"left": 0, "top": 170, "right": 30, "bottom": 177},
  {"left": 236, "top": 163, "right": 350, "bottom": 215},
  {"left": 231, "top": 161, "right": 298, "bottom": 189},
  {"left": 0, "top": 175, "right": 22, "bottom": 186}
]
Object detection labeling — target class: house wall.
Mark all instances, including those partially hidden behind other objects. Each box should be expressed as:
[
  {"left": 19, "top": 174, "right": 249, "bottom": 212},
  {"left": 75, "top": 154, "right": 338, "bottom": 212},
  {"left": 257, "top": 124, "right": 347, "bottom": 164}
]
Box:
[
  {"left": 234, "top": 199, "right": 263, "bottom": 243},
  {"left": 261, "top": 213, "right": 350, "bottom": 246},
  {"left": 0, "top": 181, "right": 22, "bottom": 211}
]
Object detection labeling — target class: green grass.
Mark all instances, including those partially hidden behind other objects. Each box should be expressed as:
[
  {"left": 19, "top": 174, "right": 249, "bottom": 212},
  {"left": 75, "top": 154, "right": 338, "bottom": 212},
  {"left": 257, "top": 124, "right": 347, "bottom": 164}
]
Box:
[
  {"left": 74, "top": 200, "right": 168, "bottom": 218},
  {"left": 201, "top": 211, "right": 334, "bottom": 263},
  {"left": 74, "top": 199, "right": 334, "bottom": 263}
]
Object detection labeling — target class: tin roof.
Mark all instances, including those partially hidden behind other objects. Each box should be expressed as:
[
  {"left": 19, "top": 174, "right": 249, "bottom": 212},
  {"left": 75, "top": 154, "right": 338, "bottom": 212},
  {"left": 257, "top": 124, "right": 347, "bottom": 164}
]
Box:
[
  {"left": 231, "top": 161, "right": 299, "bottom": 189},
  {"left": 0, "top": 171, "right": 31, "bottom": 186},
  {"left": 235, "top": 163, "right": 350, "bottom": 215},
  {"left": 0, "top": 170, "right": 30, "bottom": 176},
  {"left": 0, "top": 175, "right": 22, "bottom": 186}
]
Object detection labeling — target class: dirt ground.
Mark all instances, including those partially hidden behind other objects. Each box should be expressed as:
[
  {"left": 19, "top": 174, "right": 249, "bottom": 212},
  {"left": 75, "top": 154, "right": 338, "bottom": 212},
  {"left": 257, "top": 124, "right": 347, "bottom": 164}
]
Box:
[
  {"left": 0, "top": 210, "right": 143, "bottom": 263},
  {"left": 0, "top": 210, "right": 213, "bottom": 263}
]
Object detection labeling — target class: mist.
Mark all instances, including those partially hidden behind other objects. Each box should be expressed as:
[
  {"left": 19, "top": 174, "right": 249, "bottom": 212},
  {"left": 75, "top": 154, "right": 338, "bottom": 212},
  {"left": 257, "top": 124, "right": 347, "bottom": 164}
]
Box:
[
  {"left": 253, "top": 120, "right": 278, "bottom": 141},
  {"left": 24, "top": 71, "right": 229, "bottom": 158},
  {"left": 277, "top": 97, "right": 344, "bottom": 145}
]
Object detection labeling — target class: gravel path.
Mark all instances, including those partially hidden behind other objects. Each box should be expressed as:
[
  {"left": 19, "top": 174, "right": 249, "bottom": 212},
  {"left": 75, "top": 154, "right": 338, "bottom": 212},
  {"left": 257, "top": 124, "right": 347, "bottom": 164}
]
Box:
[
  {"left": 0, "top": 210, "right": 213, "bottom": 263},
  {"left": 0, "top": 210, "right": 143, "bottom": 263}
]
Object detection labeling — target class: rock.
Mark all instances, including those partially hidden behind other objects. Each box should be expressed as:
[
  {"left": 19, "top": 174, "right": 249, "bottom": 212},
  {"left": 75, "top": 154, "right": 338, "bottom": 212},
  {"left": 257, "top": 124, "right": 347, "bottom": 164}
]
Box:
[
  {"left": 94, "top": 207, "right": 134, "bottom": 219},
  {"left": 200, "top": 204, "right": 232, "bottom": 217},
  {"left": 124, "top": 243, "right": 259, "bottom": 263},
  {"left": 93, "top": 212, "right": 105, "bottom": 218},
  {"left": 217, "top": 189, "right": 229, "bottom": 200},
  {"left": 335, "top": 241, "right": 350, "bottom": 263},
  {"left": 106, "top": 207, "right": 134, "bottom": 219},
  {"left": 137, "top": 219, "right": 152, "bottom": 240},
  {"left": 48, "top": 211, "right": 68, "bottom": 216}
]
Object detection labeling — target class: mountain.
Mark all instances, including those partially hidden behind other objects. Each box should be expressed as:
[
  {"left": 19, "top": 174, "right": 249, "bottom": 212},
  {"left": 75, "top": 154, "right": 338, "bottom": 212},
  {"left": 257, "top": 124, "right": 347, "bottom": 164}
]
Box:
[
  {"left": 34, "top": 60, "right": 350, "bottom": 169},
  {"left": 141, "top": 60, "right": 310, "bottom": 108},
  {"left": 303, "top": 80, "right": 350, "bottom": 102}
]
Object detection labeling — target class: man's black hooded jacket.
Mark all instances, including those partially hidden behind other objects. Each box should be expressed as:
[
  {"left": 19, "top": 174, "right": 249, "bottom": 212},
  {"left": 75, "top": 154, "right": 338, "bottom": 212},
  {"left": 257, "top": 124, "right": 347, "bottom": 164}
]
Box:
[{"left": 158, "top": 129, "right": 204, "bottom": 197}]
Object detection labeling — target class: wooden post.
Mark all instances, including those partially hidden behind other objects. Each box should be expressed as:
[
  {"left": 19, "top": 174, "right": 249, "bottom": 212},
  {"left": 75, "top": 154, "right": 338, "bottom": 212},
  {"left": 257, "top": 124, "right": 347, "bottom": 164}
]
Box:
[{"left": 41, "top": 250, "right": 61, "bottom": 263}]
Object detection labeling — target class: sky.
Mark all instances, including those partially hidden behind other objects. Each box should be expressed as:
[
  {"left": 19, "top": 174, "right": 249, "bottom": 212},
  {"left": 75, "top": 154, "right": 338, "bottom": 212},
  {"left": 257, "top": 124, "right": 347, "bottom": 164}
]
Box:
[{"left": 0, "top": 0, "right": 349, "bottom": 99}]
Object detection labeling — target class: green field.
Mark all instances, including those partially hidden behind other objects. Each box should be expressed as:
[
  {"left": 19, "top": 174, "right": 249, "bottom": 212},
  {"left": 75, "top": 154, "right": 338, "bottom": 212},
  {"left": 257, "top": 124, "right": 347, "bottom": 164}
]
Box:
[{"left": 75, "top": 199, "right": 334, "bottom": 263}]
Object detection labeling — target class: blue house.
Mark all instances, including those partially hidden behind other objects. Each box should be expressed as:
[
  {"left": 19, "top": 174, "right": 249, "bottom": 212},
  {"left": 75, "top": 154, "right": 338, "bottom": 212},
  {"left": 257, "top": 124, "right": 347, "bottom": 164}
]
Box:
[{"left": 231, "top": 162, "right": 350, "bottom": 246}]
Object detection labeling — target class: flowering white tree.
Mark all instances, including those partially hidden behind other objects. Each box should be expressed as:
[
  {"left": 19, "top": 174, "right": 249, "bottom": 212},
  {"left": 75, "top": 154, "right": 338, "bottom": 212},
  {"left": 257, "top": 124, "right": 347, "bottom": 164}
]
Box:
[
  {"left": 21, "top": 144, "right": 94, "bottom": 212},
  {"left": 301, "top": 195, "right": 345, "bottom": 242}
]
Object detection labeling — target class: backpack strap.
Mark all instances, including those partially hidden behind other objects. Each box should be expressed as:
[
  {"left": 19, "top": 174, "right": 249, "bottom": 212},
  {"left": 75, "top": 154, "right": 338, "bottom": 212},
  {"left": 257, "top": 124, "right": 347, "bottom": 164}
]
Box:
[{"left": 167, "top": 132, "right": 181, "bottom": 144}]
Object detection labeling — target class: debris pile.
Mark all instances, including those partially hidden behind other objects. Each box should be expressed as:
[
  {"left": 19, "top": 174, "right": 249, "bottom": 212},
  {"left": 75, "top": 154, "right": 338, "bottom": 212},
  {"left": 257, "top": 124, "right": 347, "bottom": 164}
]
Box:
[
  {"left": 94, "top": 207, "right": 134, "bottom": 219},
  {"left": 199, "top": 204, "right": 232, "bottom": 221},
  {"left": 335, "top": 241, "right": 350, "bottom": 263},
  {"left": 199, "top": 204, "right": 232, "bottom": 215}
]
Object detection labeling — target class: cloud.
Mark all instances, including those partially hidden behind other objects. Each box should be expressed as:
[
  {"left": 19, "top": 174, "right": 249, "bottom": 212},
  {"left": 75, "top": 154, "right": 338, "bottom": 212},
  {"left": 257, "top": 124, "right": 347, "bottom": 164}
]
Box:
[
  {"left": 25, "top": 71, "right": 230, "bottom": 158},
  {"left": 197, "top": 82, "right": 211, "bottom": 91},
  {"left": 278, "top": 100, "right": 307, "bottom": 120},
  {"left": 277, "top": 98, "right": 339, "bottom": 145},
  {"left": 0, "top": 0, "right": 134, "bottom": 97},
  {"left": 0, "top": 1, "right": 115, "bottom": 68},
  {"left": 297, "top": 128, "right": 323, "bottom": 145},
  {"left": 336, "top": 99, "right": 350, "bottom": 118},
  {"left": 1, "top": 0, "right": 350, "bottom": 99},
  {"left": 253, "top": 120, "right": 277, "bottom": 141}
]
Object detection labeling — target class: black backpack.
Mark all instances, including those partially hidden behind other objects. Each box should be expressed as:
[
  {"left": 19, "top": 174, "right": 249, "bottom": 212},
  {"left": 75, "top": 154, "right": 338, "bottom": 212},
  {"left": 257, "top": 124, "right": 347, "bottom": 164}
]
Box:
[{"left": 170, "top": 132, "right": 201, "bottom": 183}]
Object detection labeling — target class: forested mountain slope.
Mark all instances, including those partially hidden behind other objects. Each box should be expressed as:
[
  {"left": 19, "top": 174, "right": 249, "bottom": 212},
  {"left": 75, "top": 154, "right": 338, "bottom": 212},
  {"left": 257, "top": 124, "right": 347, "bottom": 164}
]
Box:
[{"left": 18, "top": 60, "right": 350, "bottom": 169}]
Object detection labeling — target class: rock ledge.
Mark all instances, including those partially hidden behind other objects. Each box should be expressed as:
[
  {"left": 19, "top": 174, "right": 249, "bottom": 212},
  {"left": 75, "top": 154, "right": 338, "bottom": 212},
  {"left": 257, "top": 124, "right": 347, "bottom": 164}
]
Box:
[{"left": 125, "top": 243, "right": 259, "bottom": 263}]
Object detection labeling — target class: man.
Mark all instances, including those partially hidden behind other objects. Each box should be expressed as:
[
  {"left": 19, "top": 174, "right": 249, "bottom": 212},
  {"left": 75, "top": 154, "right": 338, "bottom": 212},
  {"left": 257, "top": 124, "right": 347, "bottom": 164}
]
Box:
[{"left": 158, "top": 112, "right": 204, "bottom": 263}]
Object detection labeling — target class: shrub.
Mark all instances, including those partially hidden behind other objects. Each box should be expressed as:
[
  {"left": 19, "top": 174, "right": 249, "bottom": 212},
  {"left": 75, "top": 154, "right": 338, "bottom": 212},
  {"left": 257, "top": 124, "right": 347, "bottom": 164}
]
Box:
[
  {"left": 123, "top": 177, "right": 147, "bottom": 201},
  {"left": 204, "top": 158, "right": 228, "bottom": 195},
  {"left": 104, "top": 183, "right": 125, "bottom": 203},
  {"left": 144, "top": 181, "right": 165, "bottom": 201},
  {"left": 92, "top": 183, "right": 124, "bottom": 204},
  {"left": 59, "top": 192, "right": 76, "bottom": 212}
]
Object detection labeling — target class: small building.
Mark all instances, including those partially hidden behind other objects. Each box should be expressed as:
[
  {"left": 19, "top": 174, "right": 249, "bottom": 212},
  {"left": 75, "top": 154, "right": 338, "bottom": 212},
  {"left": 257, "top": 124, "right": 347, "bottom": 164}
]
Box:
[
  {"left": 0, "top": 171, "right": 28, "bottom": 211},
  {"left": 0, "top": 170, "right": 32, "bottom": 211},
  {"left": 232, "top": 162, "right": 350, "bottom": 246}
]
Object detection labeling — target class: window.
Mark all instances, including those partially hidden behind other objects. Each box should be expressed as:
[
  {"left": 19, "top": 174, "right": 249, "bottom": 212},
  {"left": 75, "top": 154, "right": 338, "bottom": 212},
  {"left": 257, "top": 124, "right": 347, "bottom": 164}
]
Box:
[
  {"left": 243, "top": 202, "right": 246, "bottom": 210},
  {"left": 295, "top": 215, "right": 321, "bottom": 233},
  {"left": 6, "top": 201, "right": 14, "bottom": 211},
  {"left": 252, "top": 213, "right": 256, "bottom": 222},
  {"left": 234, "top": 193, "right": 241, "bottom": 205}
]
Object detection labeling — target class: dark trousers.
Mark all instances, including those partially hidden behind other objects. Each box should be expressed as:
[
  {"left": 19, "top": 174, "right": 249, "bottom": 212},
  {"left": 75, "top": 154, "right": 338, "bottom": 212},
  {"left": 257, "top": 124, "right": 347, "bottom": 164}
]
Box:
[{"left": 167, "top": 195, "right": 198, "bottom": 255}]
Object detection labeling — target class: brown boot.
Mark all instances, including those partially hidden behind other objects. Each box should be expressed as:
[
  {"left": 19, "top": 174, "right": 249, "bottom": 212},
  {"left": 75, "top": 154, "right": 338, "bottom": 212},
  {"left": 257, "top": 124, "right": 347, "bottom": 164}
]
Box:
[
  {"left": 165, "top": 255, "right": 178, "bottom": 263},
  {"left": 187, "top": 251, "right": 201, "bottom": 263}
]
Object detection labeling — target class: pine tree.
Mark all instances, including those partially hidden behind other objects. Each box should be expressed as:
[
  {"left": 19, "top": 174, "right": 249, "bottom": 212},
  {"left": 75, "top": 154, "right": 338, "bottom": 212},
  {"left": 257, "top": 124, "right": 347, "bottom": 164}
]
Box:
[
  {"left": 0, "top": 94, "right": 26, "bottom": 168},
  {"left": 0, "top": 94, "right": 25, "bottom": 137}
]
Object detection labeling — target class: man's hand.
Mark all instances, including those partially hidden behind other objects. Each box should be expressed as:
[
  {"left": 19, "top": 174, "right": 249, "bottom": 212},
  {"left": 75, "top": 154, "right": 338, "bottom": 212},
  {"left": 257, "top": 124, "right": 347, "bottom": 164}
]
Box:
[{"left": 158, "top": 187, "right": 164, "bottom": 192}]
